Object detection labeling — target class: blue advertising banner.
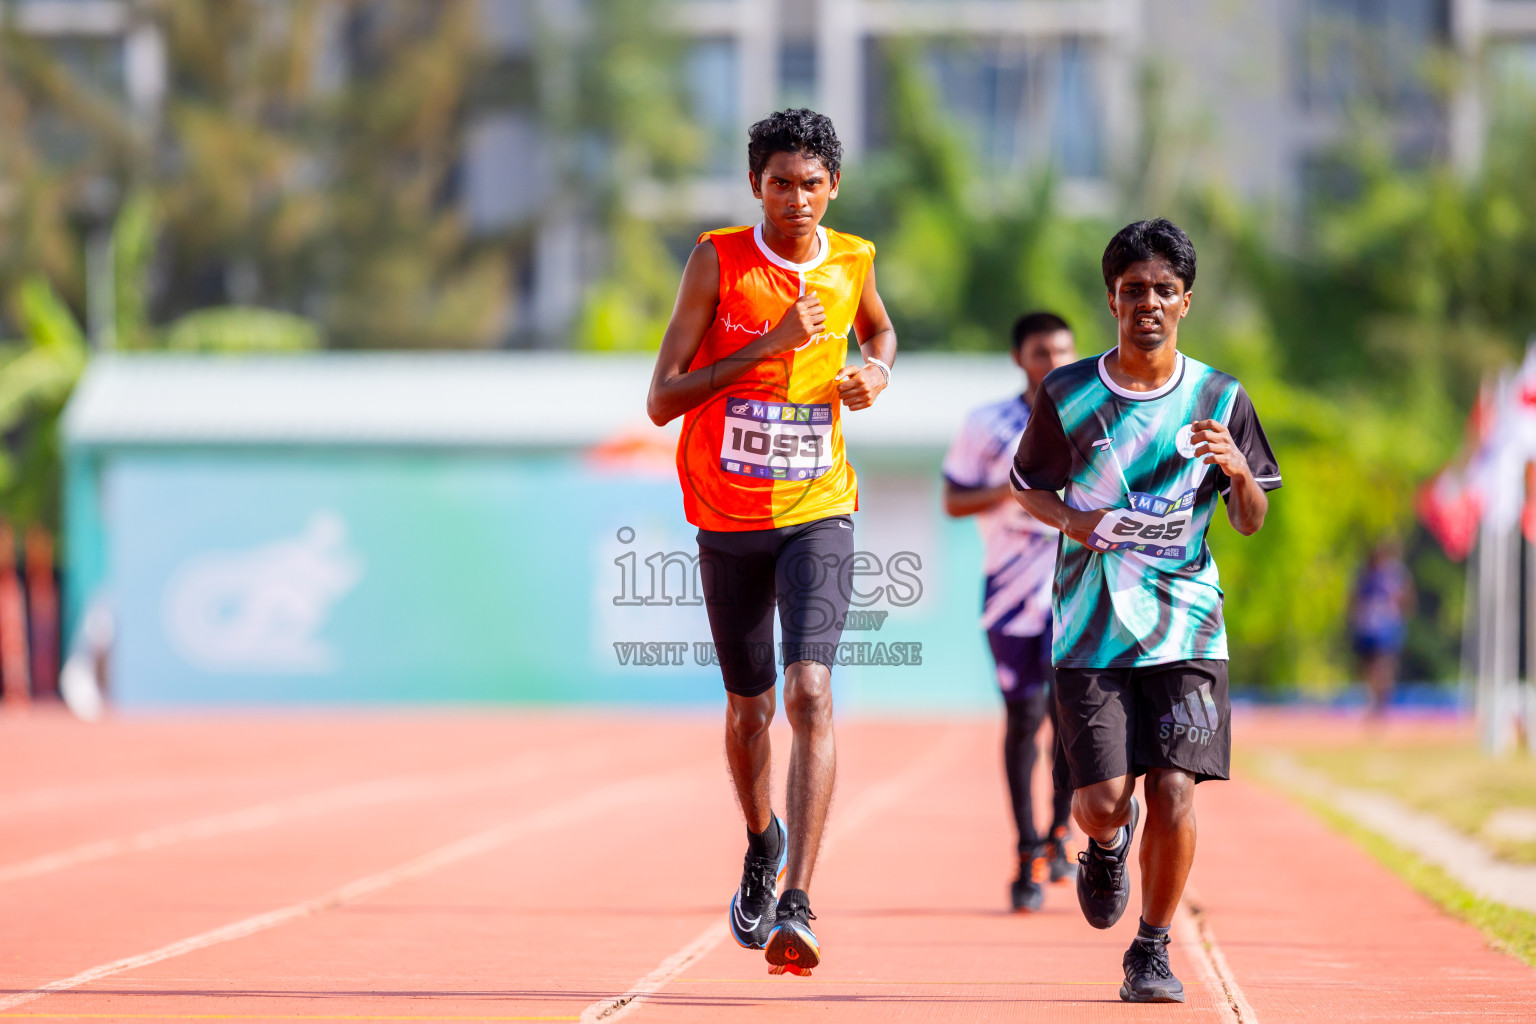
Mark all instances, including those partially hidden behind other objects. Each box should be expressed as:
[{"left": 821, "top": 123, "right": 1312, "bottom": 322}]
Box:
[{"left": 103, "top": 452, "right": 997, "bottom": 711}]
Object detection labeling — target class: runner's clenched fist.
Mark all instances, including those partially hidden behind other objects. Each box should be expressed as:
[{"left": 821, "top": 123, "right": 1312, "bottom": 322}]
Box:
[{"left": 1189, "top": 419, "right": 1250, "bottom": 481}]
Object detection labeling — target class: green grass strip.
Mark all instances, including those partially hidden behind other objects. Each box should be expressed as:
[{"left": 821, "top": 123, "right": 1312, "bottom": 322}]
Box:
[{"left": 1262, "top": 772, "right": 1536, "bottom": 969}]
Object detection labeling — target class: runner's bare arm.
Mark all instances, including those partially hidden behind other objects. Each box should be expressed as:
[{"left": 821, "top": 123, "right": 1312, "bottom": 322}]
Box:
[
  {"left": 647, "top": 242, "right": 829, "bottom": 426},
  {"left": 1010, "top": 484, "right": 1106, "bottom": 546},
  {"left": 837, "top": 264, "right": 895, "bottom": 411},
  {"left": 1190, "top": 418, "right": 1268, "bottom": 535},
  {"left": 943, "top": 482, "right": 1011, "bottom": 517}
]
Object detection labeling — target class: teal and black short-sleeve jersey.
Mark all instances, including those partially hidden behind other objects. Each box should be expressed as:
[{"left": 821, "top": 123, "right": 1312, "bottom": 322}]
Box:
[{"left": 1010, "top": 351, "right": 1281, "bottom": 668}]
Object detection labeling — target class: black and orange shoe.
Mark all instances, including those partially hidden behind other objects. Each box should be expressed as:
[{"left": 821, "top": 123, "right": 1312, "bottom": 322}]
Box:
[
  {"left": 765, "top": 888, "right": 819, "bottom": 976},
  {"left": 1010, "top": 846, "right": 1048, "bottom": 912},
  {"left": 1048, "top": 826, "right": 1077, "bottom": 884},
  {"left": 728, "top": 815, "right": 787, "bottom": 950}
]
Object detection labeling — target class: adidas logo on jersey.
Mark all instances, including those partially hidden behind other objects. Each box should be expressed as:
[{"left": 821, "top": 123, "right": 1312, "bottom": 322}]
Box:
[{"left": 1158, "top": 682, "right": 1220, "bottom": 746}]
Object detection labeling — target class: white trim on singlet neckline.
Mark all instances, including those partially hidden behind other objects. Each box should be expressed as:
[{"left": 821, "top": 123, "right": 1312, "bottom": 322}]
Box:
[
  {"left": 752, "top": 223, "right": 829, "bottom": 274},
  {"left": 1096, "top": 350, "right": 1186, "bottom": 401}
]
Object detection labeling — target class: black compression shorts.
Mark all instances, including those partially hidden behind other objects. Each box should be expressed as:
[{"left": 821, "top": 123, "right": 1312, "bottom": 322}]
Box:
[{"left": 696, "top": 515, "right": 856, "bottom": 697}]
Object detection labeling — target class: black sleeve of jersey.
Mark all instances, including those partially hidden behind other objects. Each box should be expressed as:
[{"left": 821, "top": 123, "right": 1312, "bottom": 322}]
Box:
[
  {"left": 1221, "top": 385, "right": 1282, "bottom": 501},
  {"left": 1011, "top": 388, "right": 1072, "bottom": 492}
]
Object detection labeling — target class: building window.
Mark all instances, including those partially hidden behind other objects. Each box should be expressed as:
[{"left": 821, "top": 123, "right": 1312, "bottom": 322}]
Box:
[
  {"left": 1296, "top": 0, "right": 1449, "bottom": 115},
  {"left": 685, "top": 38, "right": 739, "bottom": 177},
  {"left": 45, "top": 36, "right": 127, "bottom": 100},
  {"left": 780, "top": 40, "right": 816, "bottom": 109},
  {"left": 463, "top": 114, "right": 548, "bottom": 232},
  {"left": 1491, "top": 41, "right": 1536, "bottom": 96},
  {"left": 918, "top": 38, "right": 1104, "bottom": 180}
]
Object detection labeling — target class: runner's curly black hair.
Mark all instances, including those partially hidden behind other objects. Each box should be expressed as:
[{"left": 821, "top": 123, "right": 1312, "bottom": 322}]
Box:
[
  {"left": 1101, "top": 219, "right": 1197, "bottom": 290},
  {"left": 748, "top": 108, "right": 842, "bottom": 180}
]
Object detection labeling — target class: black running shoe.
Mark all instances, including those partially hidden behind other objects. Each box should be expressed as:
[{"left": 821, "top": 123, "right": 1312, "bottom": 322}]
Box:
[
  {"left": 1009, "top": 846, "right": 1047, "bottom": 912},
  {"left": 765, "top": 888, "right": 819, "bottom": 976},
  {"left": 728, "top": 815, "right": 787, "bottom": 950},
  {"left": 1047, "top": 826, "right": 1076, "bottom": 883},
  {"left": 1076, "top": 795, "right": 1138, "bottom": 929},
  {"left": 1120, "top": 933, "right": 1185, "bottom": 1003}
]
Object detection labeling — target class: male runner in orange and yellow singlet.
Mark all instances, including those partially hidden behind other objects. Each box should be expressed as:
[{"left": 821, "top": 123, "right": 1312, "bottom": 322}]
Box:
[{"left": 647, "top": 109, "right": 896, "bottom": 976}]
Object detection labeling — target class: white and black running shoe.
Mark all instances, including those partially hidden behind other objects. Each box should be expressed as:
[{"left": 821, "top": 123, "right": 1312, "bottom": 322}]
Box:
[
  {"left": 765, "top": 888, "right": 819, "bottom": 976},
  {"left": 1076, "top": 795, "right": 1138, "bottom": 929},
  {"left": 1120, "top": 933, "right": 1185, "bottom": 1003},
  {"left": 728, "top": 815, "right": 788, "bottom": 950}
]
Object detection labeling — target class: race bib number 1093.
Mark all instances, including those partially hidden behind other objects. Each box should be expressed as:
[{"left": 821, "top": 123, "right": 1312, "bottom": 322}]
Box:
[{"left": 720, "top": 395, "right": 834, "bottom": 481}]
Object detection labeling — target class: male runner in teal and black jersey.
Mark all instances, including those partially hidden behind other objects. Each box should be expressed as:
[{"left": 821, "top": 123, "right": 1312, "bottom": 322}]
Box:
[{"left": 1010, "top": 219, "right": 1281, "bottom": 1002}]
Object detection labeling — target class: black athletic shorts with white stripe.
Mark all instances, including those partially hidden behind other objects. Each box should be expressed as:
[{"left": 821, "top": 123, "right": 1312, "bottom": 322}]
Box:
[
  {"left": 1052, "top": 659, "right": 1230, "bottom": 790},
  {"left": 696, "top": 514, "right": 856, "bottom": 697}
]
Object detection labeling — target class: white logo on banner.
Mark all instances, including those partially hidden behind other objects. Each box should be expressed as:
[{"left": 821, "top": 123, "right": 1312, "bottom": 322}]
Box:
[{"left": 163, "top": 512, "right": 364, "bottom": 673}]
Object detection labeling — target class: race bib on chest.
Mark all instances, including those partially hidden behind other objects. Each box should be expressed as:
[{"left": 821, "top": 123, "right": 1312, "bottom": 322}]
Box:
[
  {"left": 720, "top": 395, "right": 834, "bottom": 481},
  {"left": 1087, "top": 490, "right": 1196, "bottom": 559}
]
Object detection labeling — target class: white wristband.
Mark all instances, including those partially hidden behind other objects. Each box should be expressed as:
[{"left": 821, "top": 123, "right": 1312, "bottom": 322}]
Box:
[{"left": 865, "top": 356, "right": 891, "bottom": 386}]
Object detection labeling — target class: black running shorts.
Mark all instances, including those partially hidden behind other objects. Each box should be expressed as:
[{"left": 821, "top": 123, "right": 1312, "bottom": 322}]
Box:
[
  {"left": 696, "top": 514, "right": 856, "bottom": 697},
  {"left": 1052, "top": 659, "right": 1230, "bottom": 790}
]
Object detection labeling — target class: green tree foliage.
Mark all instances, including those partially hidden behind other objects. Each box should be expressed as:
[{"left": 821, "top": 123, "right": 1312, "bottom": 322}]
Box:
[
  {"left": 0, "top": 0, "right": 510, "bottom": 349},
  {"left": 0, "top": 277, "right": 88, "bottom": 528},
  {"left": 567, "top": 0, "right": 703, "bottom": 352},
  {"left": 837, "top": 48, "right": 1534, "bottom": 688}
]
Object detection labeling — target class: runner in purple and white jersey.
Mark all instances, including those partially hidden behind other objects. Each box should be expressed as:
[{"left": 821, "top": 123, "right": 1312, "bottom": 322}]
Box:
[{"left": 943, "top": 312, "right": 1079, "bottom": 912}]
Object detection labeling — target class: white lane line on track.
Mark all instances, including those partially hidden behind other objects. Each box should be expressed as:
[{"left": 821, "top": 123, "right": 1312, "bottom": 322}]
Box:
[
  {"left": 579, "top": 725, "right": 971, "bottom": 1024},
  {"left": 0, "top": 777, "right": 273, "bottom": 823},
  {"left": 0, "top": 765, "right": 705, "bottom": 1014},
  {"left": 0, "top": 744, "right": 611, "bottom": 885},
  {"left": 1175, "top": 890, "right": 1259, "bottom": 1024}
]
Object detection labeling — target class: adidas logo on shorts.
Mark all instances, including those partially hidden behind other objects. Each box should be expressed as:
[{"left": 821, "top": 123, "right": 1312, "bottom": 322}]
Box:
[{"left": 1158, "top": 682, "right": 1220, "bottom": 746}]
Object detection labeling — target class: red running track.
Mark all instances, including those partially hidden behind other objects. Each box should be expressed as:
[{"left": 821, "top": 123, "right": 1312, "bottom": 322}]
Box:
[{"left": 0, "top": 708, "right": 1530, "bottom": 1023}]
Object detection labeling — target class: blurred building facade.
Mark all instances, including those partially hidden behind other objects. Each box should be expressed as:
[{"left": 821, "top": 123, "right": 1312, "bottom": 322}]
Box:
[{"left": 9, "top": 0, "right": 1536, "bottom": 345}]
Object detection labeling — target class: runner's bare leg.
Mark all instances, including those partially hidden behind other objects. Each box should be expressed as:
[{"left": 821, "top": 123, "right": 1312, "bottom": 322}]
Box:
[
  {"left": 782, "top": 659, "right": 835, "bottom": 891},
  {"left": 1139, "top": 767, "right": 1197, "bottom": 927},
  {"left": 726, "top": 689, "right": 776, "bottom": 835}
]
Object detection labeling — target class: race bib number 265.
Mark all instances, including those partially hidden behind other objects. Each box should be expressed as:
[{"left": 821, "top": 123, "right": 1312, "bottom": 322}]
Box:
[
  {"left": 720, "top": 395, "right": 834, "bottom": 481},
  {"left": 1086, "top": 490, "right": 1195, "bottom": 559}
]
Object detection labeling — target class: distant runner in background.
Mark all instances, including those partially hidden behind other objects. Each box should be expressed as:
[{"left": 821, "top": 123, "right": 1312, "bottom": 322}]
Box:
[
  {"left": 1351, "top": 541, "right": 1413, "bottom": 717},
  {"left": 943, "top": 312, "right": 1079, "bottom": 912}
]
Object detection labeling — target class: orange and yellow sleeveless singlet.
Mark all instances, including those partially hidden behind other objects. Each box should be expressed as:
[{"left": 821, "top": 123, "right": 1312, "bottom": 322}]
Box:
[{"left": 677, "top": 223, "right": 875, "bottom": 532}]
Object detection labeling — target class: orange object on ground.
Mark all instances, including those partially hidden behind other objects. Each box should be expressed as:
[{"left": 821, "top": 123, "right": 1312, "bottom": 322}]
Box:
[
  {"left": 677, "top": 224, "right": 873, "bottom": 531},
  {"left": 25, "top": 525, "right": 58, "bottom": 699},
  {"left": 0, "top": 522, "right": 29, "bottom": 708}
]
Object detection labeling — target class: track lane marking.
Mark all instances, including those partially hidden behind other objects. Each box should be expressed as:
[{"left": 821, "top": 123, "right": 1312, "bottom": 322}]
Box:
[
  {"left": 0, "top": 777, "right": 279, "bottom": 823},
  {"left": 579, "top": 725, "right": 971, "bottom": 1023},
  {"left": 0, "top": 1016, "right": 578, "bottom": 1021},
  {"left": 1176, "top": 888, "right": 1259, "bottom": 1023},
  {"left": 0, "top": 744, "right": 612, "bottom": 885},
  {"left": 0, "top": 765, "right": 708, "bottom": 1015}
]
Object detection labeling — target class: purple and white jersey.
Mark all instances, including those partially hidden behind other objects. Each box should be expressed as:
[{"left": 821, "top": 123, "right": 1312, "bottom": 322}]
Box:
[{"left": 943, "top": 395, "right": 1058, "bottom": 638}]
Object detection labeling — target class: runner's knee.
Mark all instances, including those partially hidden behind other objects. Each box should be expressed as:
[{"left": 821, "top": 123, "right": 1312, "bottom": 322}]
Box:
[
  {"left": 1073, "top": 777, "right": 1133, "bottom": 831},
  {"left": 1144, "top": 768, "right": 1195, "bottom": 825},
  {"left": 783, "top": 661, "right": 832, "bottom": 729},
  {"left": 726, "top": 691, "right": 775, "bottom": 742}
]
